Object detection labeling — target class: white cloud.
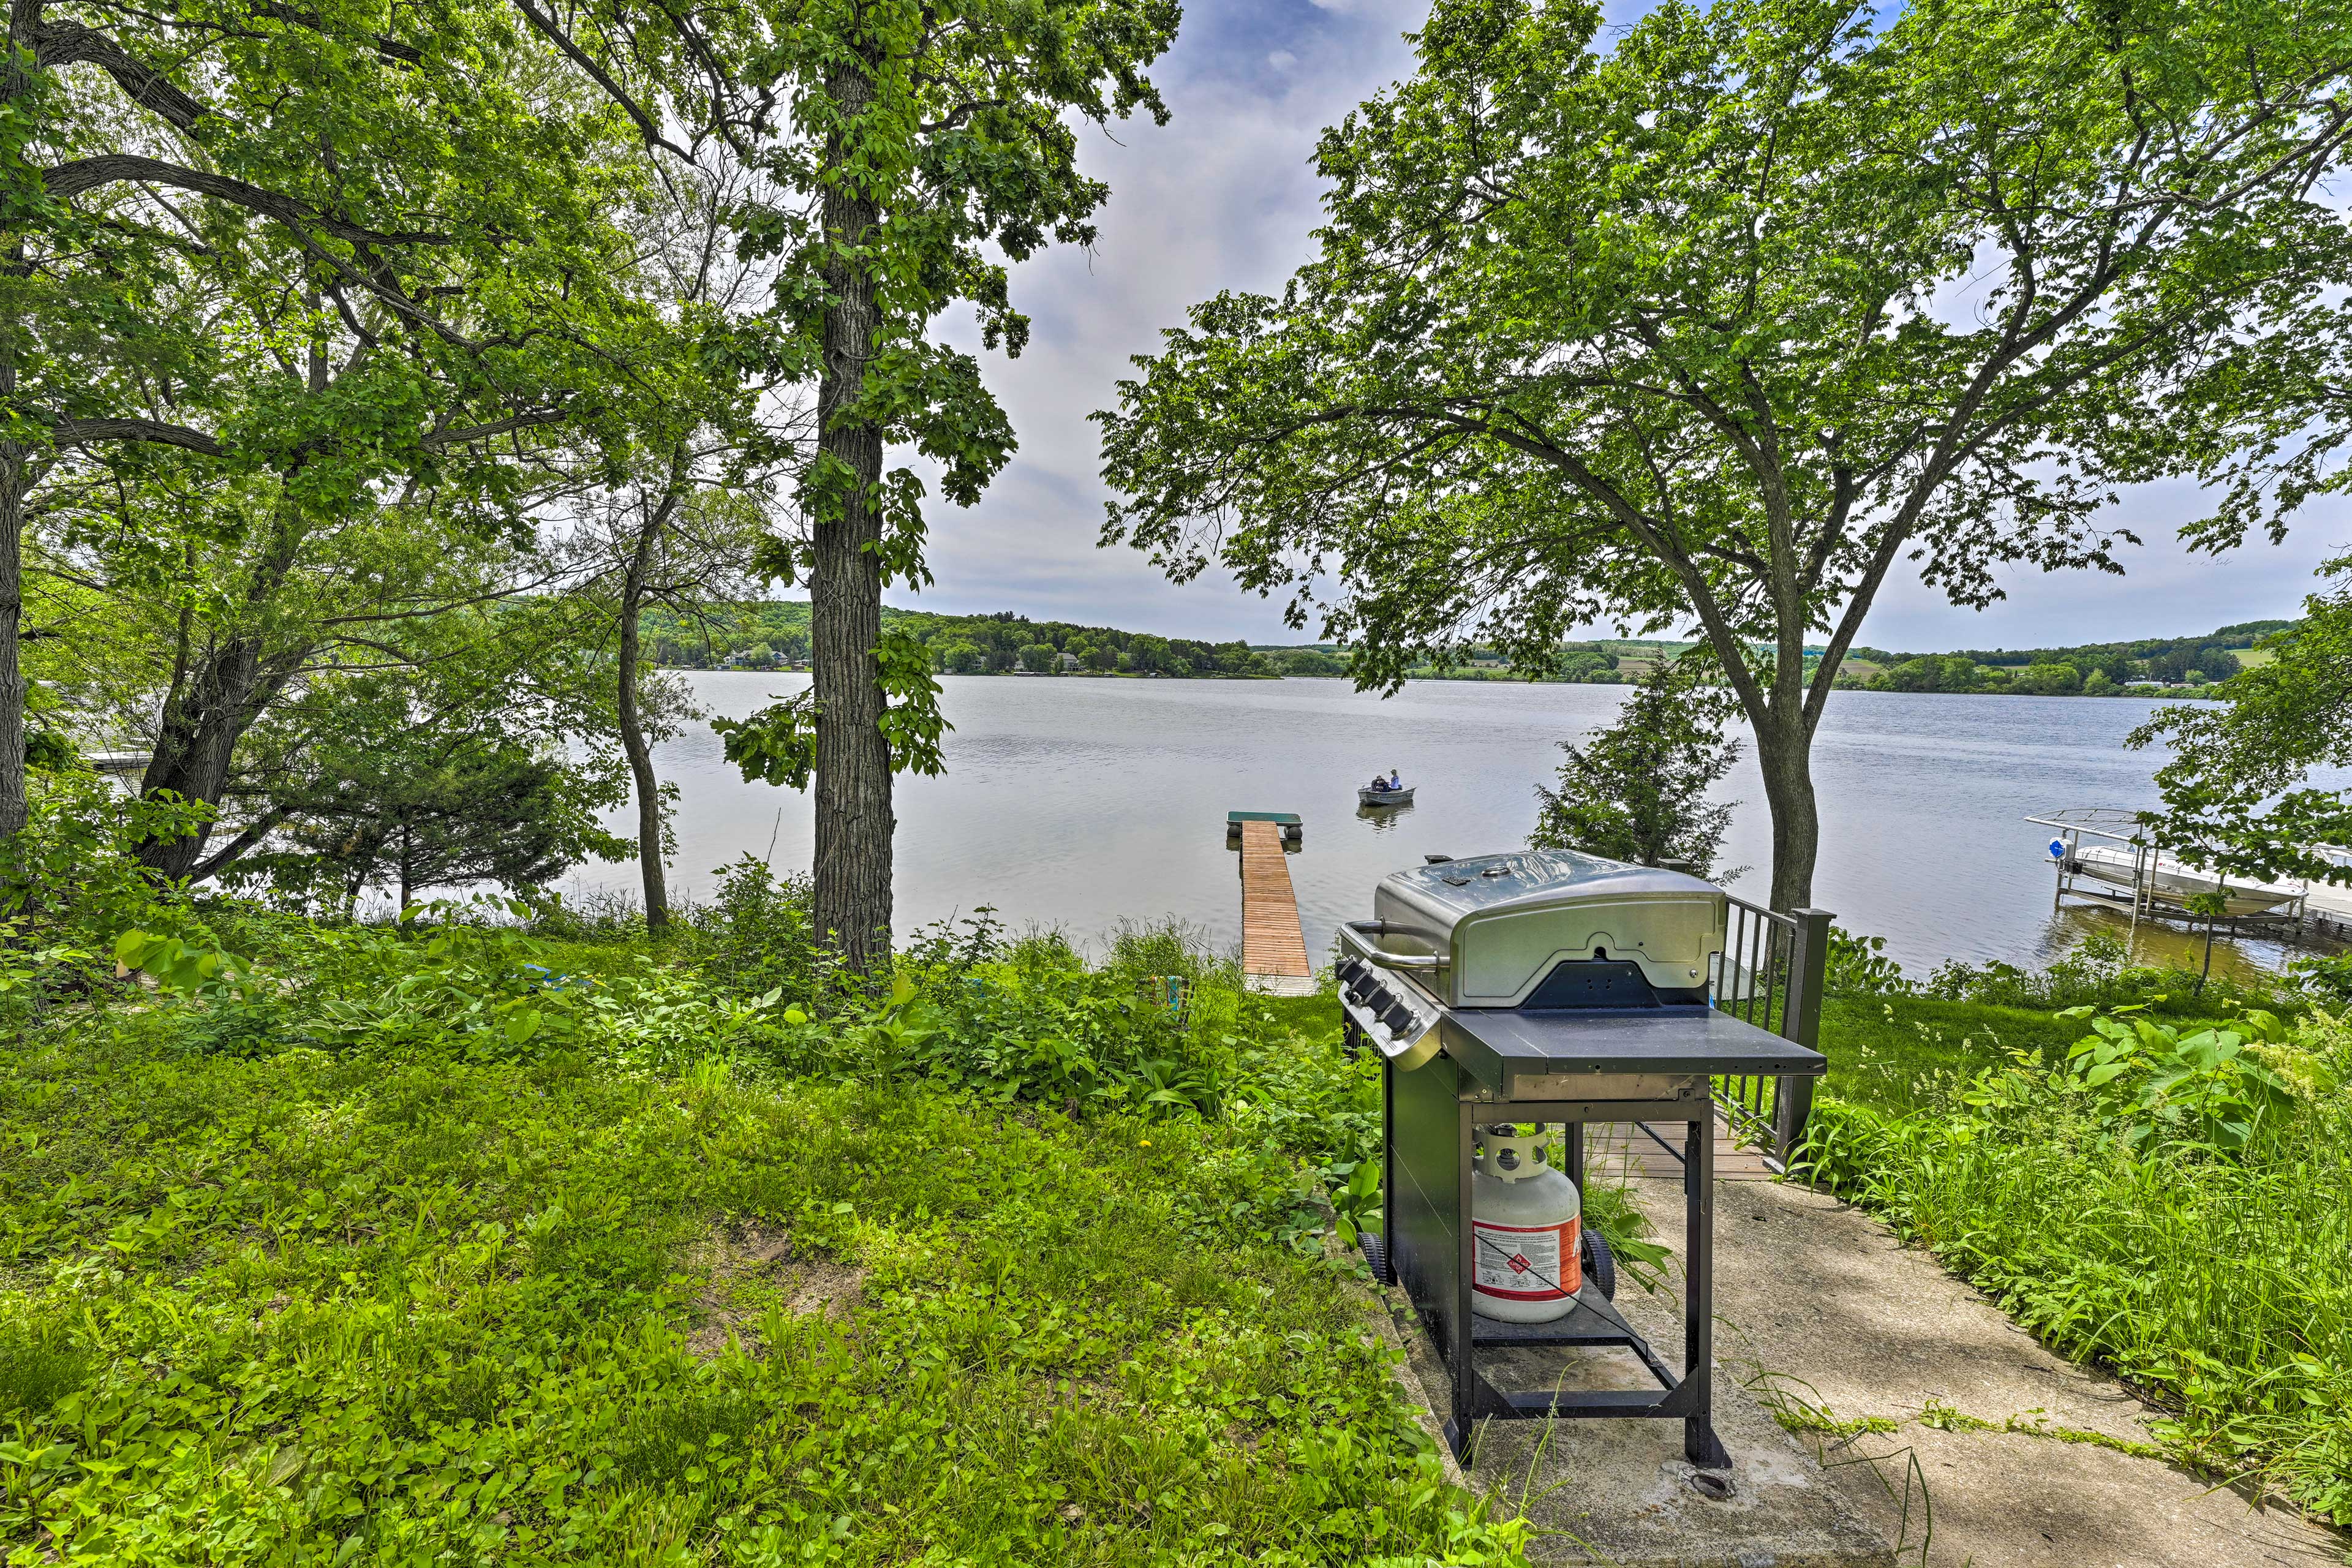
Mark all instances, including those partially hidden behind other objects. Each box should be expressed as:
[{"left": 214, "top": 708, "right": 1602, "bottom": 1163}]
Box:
[{"left": 892, "top": 0, "right": 2346, "bottom": 650}]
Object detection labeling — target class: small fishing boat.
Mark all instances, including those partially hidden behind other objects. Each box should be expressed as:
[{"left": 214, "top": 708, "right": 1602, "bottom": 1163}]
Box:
[{"left": 1357, "top": 785, "right": 1416, "bottom": 807}]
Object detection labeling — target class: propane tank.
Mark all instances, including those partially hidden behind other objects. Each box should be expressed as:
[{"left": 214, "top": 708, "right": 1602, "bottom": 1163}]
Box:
[{"left": 1470, "top": 1123, "right": 1581, "bottom": 1322}]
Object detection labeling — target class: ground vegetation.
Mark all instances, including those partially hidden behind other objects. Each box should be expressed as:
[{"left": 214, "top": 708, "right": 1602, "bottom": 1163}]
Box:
[
  {"left": 0, "top": 786, "right": 1538, "bottom": 1563},
  {"left": 1806, "top": 936, "right": 2352, "bottom": 1522}
]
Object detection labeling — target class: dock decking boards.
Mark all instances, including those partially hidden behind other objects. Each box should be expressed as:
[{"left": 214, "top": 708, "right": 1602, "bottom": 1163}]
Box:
[
  {"left": 1238, "top": 819, "right": 1313, "bottom": 992},
  {"left": 1583, "top": 1115, "right": 1781, "bottom": 1183}
]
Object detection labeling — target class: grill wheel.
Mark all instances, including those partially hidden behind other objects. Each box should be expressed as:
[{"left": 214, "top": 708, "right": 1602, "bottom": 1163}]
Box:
[{"left": 1581, "top": 1227, "right": 1617, "bottom": 1302}]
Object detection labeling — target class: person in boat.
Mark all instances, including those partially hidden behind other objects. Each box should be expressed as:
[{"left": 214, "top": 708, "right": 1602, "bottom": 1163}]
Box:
[{"left": 1387, "top": 769, "right": 1402, "bottom": 790}]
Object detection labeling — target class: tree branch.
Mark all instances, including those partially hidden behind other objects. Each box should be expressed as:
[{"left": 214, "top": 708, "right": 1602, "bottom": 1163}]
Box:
[{"left": 42, "top": 155, "right": 451, "bottom": 247}]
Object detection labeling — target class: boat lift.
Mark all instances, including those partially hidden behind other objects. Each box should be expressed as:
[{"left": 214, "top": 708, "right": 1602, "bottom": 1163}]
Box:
[{"left": 2026, "top": 808, "right": 2313, "bottom": 938}]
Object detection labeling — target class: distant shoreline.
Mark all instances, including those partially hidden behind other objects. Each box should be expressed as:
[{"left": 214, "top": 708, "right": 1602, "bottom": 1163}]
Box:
[{"left": 659, "top": 664, "right": 2226, "bottom": 698}]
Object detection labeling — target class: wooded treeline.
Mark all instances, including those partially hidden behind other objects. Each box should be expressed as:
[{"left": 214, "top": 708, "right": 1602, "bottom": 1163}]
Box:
[
  {"left": 641, "top": 603, "right": 1284, "bottom": 677},
  {"left": 1852, "top": 619, "right": 2296, "bottom": 693},
  {"left": 6, "top": 0, "right": 1178, "bottom": 965}
]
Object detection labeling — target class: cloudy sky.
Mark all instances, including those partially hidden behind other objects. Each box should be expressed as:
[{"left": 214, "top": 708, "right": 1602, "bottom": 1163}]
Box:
[{"left": 894, "top": 0, "right": 2348, "bottom": 652}]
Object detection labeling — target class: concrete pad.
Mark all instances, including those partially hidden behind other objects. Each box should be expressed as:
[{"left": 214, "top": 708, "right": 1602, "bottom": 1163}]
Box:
[
  {"left": 1795, "top": 1422, "right": 2342, "bottom": 1568},
  {"left": 1366, "top": 1274, "right": 1894, "bottom": 1566},
  {"left": 1690, "top": 1174, "right": 2350, "bottom": 1568},
  {"left": 1706, "top": 1178, "right": 2150, "bottom": 1446}
]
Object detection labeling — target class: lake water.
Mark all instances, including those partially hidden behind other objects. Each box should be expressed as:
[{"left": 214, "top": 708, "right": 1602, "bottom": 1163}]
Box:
[{"left": 571, "top": 673, "right": 2345, "bottom": 981}]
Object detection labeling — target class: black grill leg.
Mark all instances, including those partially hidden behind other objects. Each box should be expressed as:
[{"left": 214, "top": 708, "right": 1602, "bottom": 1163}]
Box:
[
  {"left": 1686, "top": 1419, "right": 1731, "bottom": 1469},
  {"left": 1683, "top": 1113, "right": 1729, "bottom": 1471},
  {"left": 1452, "top": 1100, "right": 1477, "bottom": 1457}
]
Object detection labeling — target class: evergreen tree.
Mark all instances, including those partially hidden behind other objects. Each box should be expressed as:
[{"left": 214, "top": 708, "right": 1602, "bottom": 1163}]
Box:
[{"left": 1531, "top": 662, "right": 1742, "bottom": 881}]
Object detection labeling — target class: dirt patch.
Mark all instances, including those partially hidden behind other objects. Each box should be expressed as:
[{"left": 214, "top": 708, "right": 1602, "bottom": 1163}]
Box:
[{"left": 687, "top": 1218, "right": 865, "bottom": 1360}]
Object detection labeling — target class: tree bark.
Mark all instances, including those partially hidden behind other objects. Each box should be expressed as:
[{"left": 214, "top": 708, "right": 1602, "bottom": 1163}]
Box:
[
  {"left": 137, "top": 503, "right": 307, "bottom": 876},
  {"left": 0, "top": 440, "right": 25, "bottom": 844},
  {"left": 137, "top": 633, "right": 271, "bottom": 876},
  {"left": 616, "top": 489, "right": 674, "bottom": 932},
  {"left": 1751, "top": 715, "right": 1820, "bottom": 913},
  {"left": 0, "top": 0, "right": 32, "bottom": 843},
  {"left": 809, "top": 55, "right": 894, "bottom": 980}
]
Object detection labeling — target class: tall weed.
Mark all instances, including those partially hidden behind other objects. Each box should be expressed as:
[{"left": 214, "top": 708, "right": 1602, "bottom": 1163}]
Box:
[
  {"left": 1922, "top": 930, "right": 2296, "bottom": 1017},
  {"left": 1804, "top": 1003, "right": 2352, "bottom": 1521}
]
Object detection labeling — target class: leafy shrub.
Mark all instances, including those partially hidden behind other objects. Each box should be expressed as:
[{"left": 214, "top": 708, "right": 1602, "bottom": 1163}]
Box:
[
  {"left": 1921, "top": 930, "right": 2290, "bottom": 1017},
  {"left": 687, "top": 854, "right": 827, "bottom": 1003},
  {"left": 2, "top": 773, "right": 213, "bottom": 946},
  {"left": 1823, "top": 927, "right": 1912, "bottom": 997},
  {"left": 2288, "top": 951, "right": 2352, "bottom": 1006},
  {"left": 1801, "top": 1001, "right": 2352, "bottom": 1520},
  {"left": 1963, "top": 1005, "right": 2302, "bottom": 1158}
]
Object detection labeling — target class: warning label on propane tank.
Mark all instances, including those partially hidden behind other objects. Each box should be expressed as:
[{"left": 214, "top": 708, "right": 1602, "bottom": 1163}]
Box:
[{"left": 1472, "top": 1218, "right": 1580, "bottom": 1300}]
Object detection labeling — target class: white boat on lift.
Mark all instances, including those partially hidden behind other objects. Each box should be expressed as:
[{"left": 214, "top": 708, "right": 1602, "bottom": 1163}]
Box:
[
  {"left": 2028, "top": 808, "right": 2309, "bottom": 920},
  {"left": 2064, "top": 843, "right": 2304, "bottom": 916}
]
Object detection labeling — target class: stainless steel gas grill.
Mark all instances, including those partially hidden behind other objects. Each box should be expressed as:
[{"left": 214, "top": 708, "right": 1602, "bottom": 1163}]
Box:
[{"left": 1336, "top": 850, "right": 1828, "bottom": 1468}]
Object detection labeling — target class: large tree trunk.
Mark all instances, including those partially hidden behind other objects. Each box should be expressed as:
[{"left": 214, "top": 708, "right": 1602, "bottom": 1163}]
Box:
[
  {"left": 616, "top": 496, "right": 671, "bottom": 932},
  {"left": 1751, "top": 716, "right": 1820, "bottom": 913},
  {"left": 137, "top": 635, "right": 269, "bottom": 875},
  {"left": 0, "top": 440, "right": 24, "bottom": 843},
  {"left": 138, "top": 504, "right": 306, "bottom": 876},
  {"left": 809, "top": 58, "right": 893, "bottom": 979}
]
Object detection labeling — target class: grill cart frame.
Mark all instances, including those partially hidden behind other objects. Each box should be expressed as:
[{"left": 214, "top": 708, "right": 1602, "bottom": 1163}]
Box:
[{"left": 1334, "top": 852, "right": 1827, "bottom": 1469}]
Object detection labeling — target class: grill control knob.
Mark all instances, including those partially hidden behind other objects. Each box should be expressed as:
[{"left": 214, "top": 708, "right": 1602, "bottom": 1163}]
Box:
[
  {"left": 1365, "top": 984, "right": 1396, "bottom": 1016},
  {"left": 1381, "top": 1000, "right": 1418, "bottom": 1034}
]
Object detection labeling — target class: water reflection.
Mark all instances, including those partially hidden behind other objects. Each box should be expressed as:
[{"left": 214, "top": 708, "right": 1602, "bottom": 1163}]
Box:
[{"left": 1355, "top": 801, "right": 1417, "bottom": 831}]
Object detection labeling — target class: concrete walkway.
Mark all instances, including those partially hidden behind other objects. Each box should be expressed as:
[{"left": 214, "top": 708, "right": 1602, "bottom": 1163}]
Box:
[{"left": 1649, "top": 1168, "right": 2350, "bottom": 1567}]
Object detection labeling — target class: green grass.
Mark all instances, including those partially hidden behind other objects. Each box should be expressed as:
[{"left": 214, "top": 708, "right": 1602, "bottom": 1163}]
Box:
[
  {"left": 1816, "top": 995, "right": 2090, "bottom": 1116},
  {"left": 0, "top": 956, "right": 1529, "bottom": 1564},
  {"left": 1806, "top": 992, "right": 2352, "bottom": 1524}
]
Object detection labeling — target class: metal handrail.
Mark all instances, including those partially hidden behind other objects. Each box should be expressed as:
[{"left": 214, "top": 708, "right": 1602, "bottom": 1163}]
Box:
[{"left": 1703, "top": 897, "right": 1831, "bottom": 1173}]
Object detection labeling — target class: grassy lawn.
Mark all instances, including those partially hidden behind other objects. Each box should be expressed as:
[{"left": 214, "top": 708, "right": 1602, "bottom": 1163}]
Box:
[
  {"left": 1804, "top": 989, "right": 2352, "bottom": 1524},
  {"left": 1815, "top": 995, "right": 2088, "bottom": 1117},
  {"left": 0, "top": 922, "right": 1527, "bottom": 1566}
]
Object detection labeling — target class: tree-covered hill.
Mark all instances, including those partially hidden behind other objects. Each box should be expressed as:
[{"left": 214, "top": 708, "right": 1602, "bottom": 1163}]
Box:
[
  {"left": 1849, "top": 619, "right": 2297, "bottom": 695},
  {"left": 646, "top": 603, "right": 2300, "bottom": 697},
  {"left": 642, "top": 603, "right": 1285, "bottom": 678},
  {"left": 645, "top": 602, "right": 1649, "bottom": 682}
]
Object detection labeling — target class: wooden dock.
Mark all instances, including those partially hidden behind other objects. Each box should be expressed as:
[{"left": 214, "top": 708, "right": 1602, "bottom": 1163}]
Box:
[
  {"left": 1582, "top": 1115, "right": 1780, "bottom": 1183},
  {"left": 1237, "top": 818, "right": 1314, "bottom": 994}
]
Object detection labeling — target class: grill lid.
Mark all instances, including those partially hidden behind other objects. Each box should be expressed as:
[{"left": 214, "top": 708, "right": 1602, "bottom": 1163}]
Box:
[
  {"left": 1363, "top": 850, "right": 1729, "bottom": 1010},
  {"left": 1388, "top": 850, "right": 1715, "bottom": 919}
]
